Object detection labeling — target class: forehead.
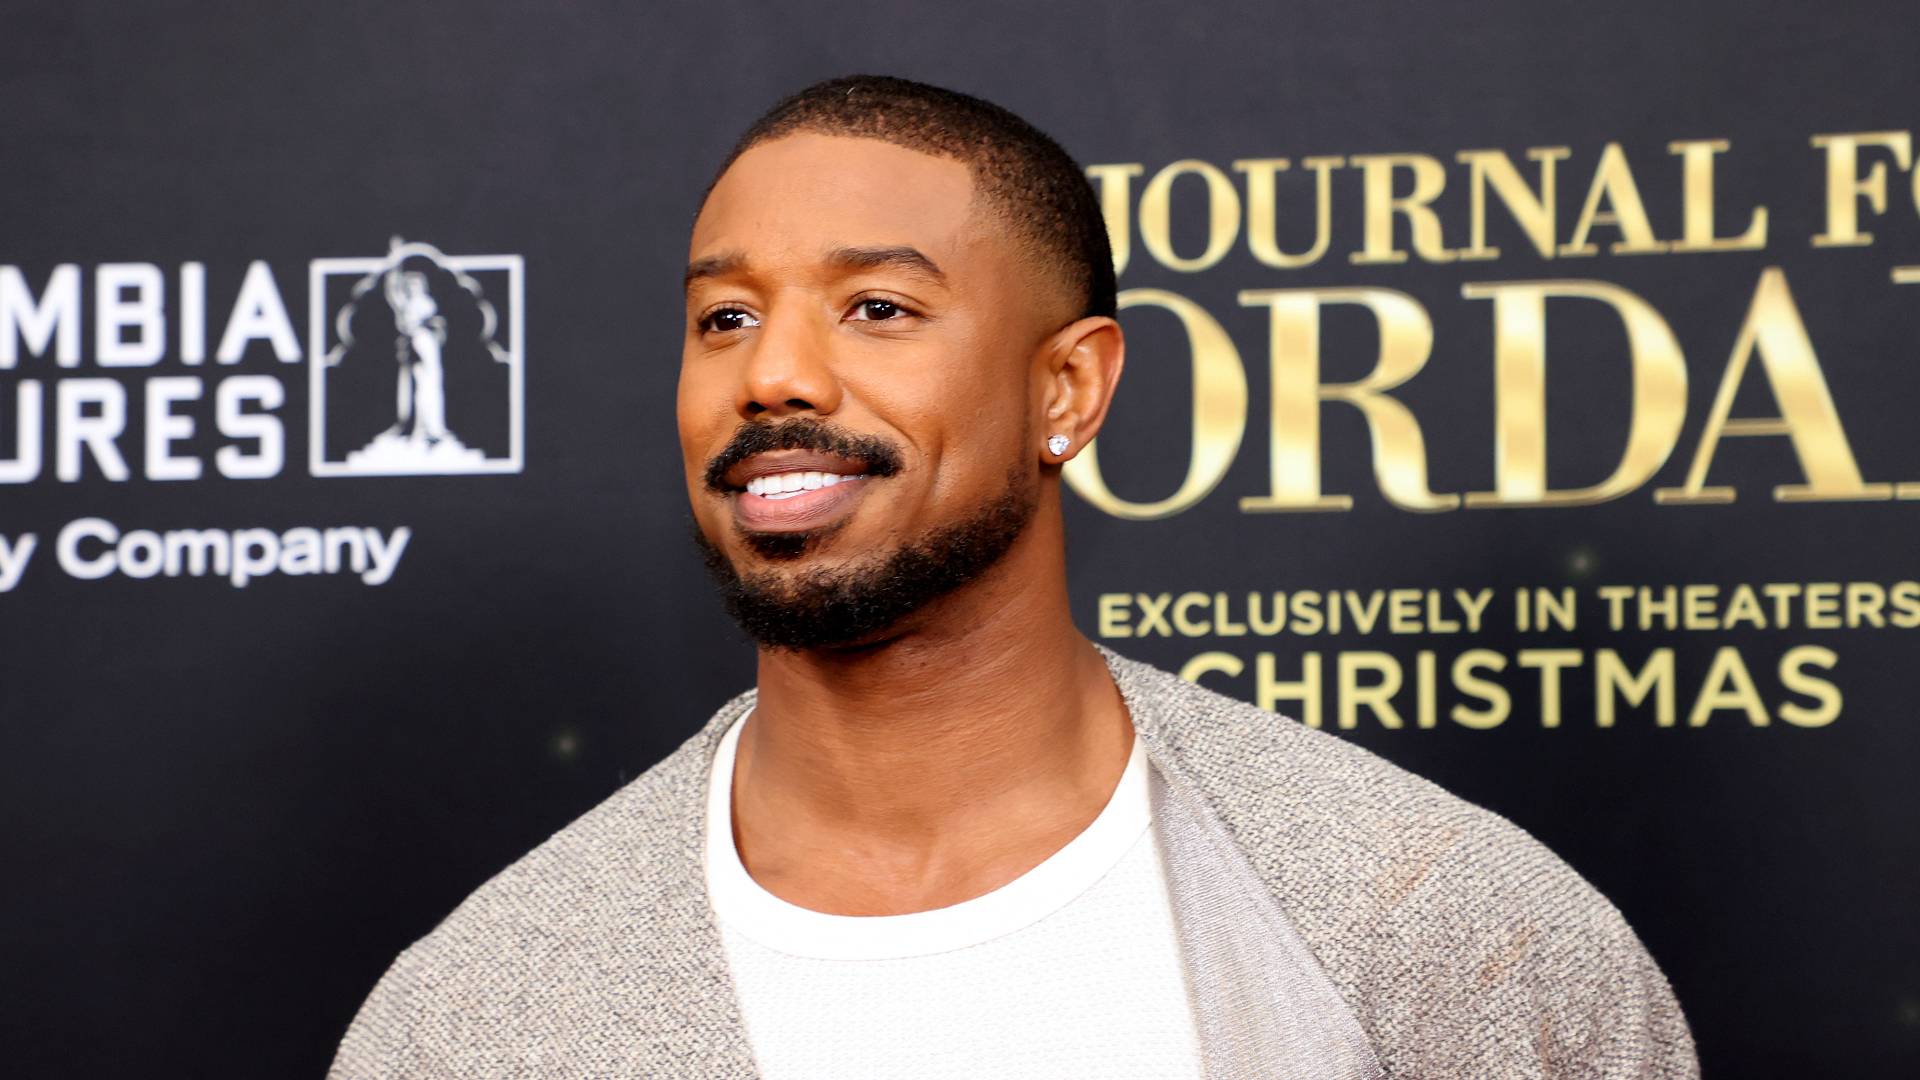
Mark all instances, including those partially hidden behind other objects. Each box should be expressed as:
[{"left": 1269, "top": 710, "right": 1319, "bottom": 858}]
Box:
[{"left": 691, "top": 133, "right": 987, "bottom": 271}]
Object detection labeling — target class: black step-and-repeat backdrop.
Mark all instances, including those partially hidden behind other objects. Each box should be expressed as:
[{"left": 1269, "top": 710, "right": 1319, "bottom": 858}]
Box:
[{"left": 4, "top": 2, "right": 1917, "bottom": 1075}]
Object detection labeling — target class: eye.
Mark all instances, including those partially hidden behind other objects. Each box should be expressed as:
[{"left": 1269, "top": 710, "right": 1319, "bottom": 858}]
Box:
[
  {"left": 848, "top": 298, "right": 911, "bottom": 322},
  {"left": 700, "top": 307, "right": 759, "bottom": 333}
]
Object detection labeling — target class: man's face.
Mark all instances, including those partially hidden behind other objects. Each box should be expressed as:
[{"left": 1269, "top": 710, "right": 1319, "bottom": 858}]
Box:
[{"left": 679, "top": 133, "right": 1064, "bottom": 647}]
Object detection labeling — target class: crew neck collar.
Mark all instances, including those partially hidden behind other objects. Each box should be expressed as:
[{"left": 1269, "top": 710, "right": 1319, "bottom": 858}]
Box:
[{"left": 702, "top": 707, "right": 1151, "bottom": 961}]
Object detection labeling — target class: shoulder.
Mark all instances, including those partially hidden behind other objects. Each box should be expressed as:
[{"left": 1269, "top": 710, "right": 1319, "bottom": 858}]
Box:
[
  {"left": 1109, "top": 649, "right": 1697, "bottom": 1078},
  {"left": 328, "top": 689, "right": 756, "bottom": 1078}
]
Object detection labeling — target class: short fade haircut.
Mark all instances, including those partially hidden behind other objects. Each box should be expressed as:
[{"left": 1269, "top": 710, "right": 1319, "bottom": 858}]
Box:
[{"left": 708, "top": 74, "right": 1117, "bottom": 322}]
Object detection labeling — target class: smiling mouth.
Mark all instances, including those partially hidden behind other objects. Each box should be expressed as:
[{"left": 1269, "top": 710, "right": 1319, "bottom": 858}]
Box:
[
  {"left": 744, "top": 470, "right": 868, "bottom": 499},
  {"left": 723, "top": 452, "right": 883, "bottom": 535}
]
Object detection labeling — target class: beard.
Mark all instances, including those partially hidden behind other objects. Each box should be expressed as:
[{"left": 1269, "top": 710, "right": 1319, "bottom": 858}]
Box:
[{"left": 693, "top": 464, "right": 1037, "bottom": 652}]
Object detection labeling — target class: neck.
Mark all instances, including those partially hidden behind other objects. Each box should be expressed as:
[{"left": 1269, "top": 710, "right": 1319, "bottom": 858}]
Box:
[{"left": 729, "top": 502, "right": 1133, "bottom": 915}]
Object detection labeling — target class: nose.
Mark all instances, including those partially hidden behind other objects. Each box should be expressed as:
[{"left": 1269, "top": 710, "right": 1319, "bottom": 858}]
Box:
[{"left": 737, "top": 305, "right": 843, "bottom": 420}]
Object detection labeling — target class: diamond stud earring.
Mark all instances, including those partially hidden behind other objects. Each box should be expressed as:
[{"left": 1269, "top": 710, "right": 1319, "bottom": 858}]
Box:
[{"left": 1047, "top": 434, "right": 1071, "bottom": 455}]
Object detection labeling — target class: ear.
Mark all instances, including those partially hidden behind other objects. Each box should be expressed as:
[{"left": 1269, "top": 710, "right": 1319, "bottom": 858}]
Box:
[{"left": 1037, "top": 316, "right": 1125, "bottom": 464}]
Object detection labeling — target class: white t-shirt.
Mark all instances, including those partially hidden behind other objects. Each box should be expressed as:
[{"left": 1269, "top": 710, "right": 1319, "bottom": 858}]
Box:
[{"left": 704, "top": 710, "right": 1205, "bottom": 1079}]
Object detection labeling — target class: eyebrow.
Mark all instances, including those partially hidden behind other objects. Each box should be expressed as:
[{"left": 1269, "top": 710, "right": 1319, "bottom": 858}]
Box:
[
  {"left": 684, "top": 251, "right": 745, "bottom": 292},
  {"left": 823, "top": 245, "right": 946, "bottom": 285},
  {"left": 682, "top": 245, "right": 947, "bottom": 293}
]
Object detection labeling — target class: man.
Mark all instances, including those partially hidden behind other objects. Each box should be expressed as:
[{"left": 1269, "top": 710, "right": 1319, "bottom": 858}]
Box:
[{"left": 332, "top": 75, "right": 1697, "bottom": 1078}]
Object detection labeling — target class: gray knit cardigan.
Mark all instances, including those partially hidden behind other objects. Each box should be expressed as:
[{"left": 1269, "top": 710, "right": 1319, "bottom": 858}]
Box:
[{"left": 331, "top": 646, "right": 1698, "bottom": 1078}]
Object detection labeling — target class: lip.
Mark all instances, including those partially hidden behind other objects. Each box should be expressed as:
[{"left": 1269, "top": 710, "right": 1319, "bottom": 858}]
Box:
[{"left": 732, "top": 473, "right": 875, "bottom": 533}]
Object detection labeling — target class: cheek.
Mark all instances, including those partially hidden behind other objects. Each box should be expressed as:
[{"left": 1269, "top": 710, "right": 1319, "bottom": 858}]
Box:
[
  {"left": 860, "top": 351, "right": 1029, "bottom": 501},
  {"left": 677, "top": 340, "right": 738, "bottom": 413},
  {"left": 675, "top": 364, "right": 732, "bottom": 488}
]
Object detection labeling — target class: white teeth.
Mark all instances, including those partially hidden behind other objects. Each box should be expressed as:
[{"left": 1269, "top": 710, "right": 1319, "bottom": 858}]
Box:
[{"left": 743, "top": 471, "right": 865, "bottom": 497}]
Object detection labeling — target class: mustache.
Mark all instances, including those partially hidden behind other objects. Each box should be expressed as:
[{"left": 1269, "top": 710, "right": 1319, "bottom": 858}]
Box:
[{"left": 702, "top": 417, "right": 906, "bottom": 493}]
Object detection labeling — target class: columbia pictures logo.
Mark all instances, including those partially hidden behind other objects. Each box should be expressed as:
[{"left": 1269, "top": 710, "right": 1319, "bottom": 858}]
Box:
[{"left": 307, "top": 238, "right": 524, "bottom": 477}]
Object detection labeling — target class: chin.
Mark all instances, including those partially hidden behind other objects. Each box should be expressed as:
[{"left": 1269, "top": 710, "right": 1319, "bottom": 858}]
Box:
[{"left": 691, "top": 470, "right": 1036, "bottom": 652}]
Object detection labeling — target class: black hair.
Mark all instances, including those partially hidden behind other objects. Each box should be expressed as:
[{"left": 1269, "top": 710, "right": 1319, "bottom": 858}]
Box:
[{"left": 710, "top": 74, "right": 1117, "bottom": 321}]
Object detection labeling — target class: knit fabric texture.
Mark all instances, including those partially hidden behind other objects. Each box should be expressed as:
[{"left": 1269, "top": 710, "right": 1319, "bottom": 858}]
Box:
[{"left": 330, "top": 645, "right": 1698, "bottom": 1078}]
